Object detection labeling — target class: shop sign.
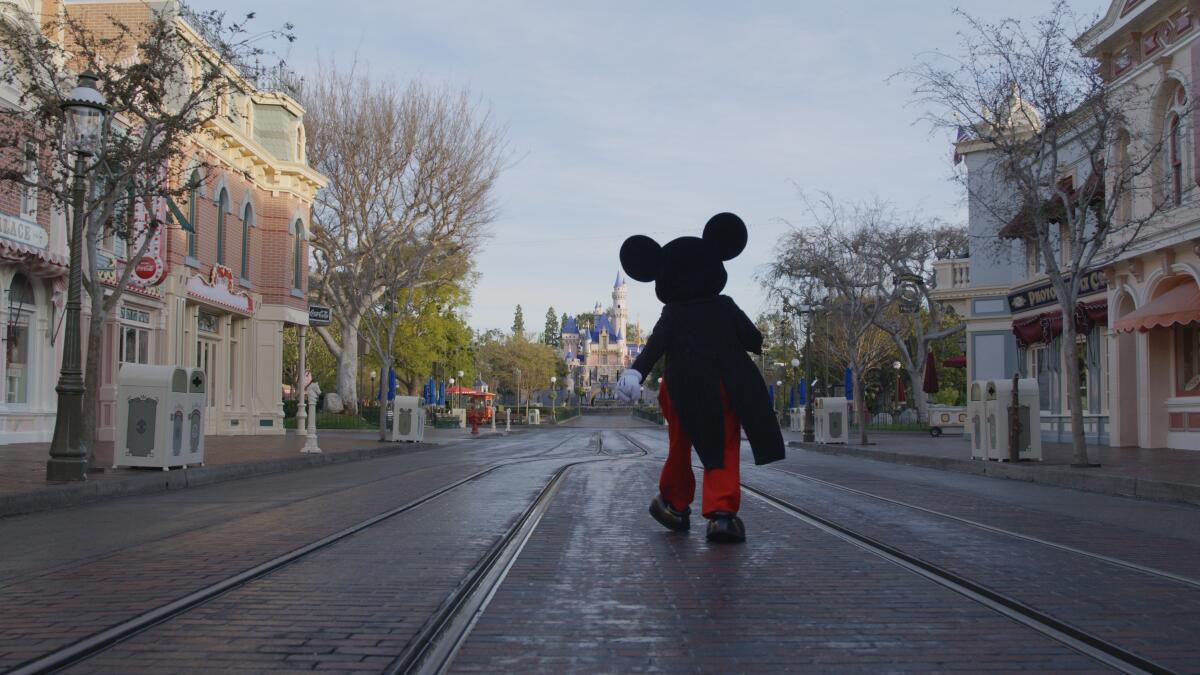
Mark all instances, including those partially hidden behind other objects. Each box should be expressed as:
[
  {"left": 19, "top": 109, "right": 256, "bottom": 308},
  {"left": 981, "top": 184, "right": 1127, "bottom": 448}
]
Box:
[
  {"left": 894, "top": 273, "right": 924, "bottom": 314},
  {"left": 0, "top": 213, "right": 49, "bottom": 249},
  {"left": 113, "top": 163, "right": 168, "bottom": 288},
  {"left": 308, "top": 304, "right": 332, "bottom": 326},
  {"left": 198, "top": 311, "right": 219, "bottom": 334},
  {"left": 1008, "top": 269, "right": 1107, "bottom": 313},
  {"left": 120, "top": 306, "right": 151, "bottom": 324}
]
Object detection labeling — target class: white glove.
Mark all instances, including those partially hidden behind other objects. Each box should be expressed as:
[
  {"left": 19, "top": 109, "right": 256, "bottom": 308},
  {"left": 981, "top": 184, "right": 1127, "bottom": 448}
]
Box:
[{"left": 616, "top": 368, "right": 643, "bottom": 404}]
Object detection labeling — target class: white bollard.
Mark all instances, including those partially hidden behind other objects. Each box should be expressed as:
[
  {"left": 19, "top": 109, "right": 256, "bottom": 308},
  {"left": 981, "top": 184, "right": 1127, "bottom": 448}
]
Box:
[
  {"left": 302, "top": 383, "right": 321, "bottom": 453},
  {"left": 505, "top": 409, "right": 511, "bottom": 432}
]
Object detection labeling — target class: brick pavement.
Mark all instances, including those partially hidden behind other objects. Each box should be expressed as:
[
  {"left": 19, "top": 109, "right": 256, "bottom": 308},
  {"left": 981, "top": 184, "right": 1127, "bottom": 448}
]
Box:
[
  {"left": 451, "top": 459, "right": 1099, "bottom": 672},
  {"left": 779, "top": 429, "right": 1200, "bottom": 506},
  {"left": 0, "top": 431, "right": 596, "bottom": 671},
  {"left": 0, "top": 425, "right": 524, "bottom": 516}
]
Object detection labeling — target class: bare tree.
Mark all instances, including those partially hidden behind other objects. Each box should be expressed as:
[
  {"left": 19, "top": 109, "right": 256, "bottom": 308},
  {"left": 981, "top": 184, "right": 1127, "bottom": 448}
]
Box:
[
  {"left": 904, "top": 1, "right": 1169, "bottom": 465},
  {"left": 304, "top": 64, "right": 506, "bottom": 418},
  {"left": 868, "top": 222, "right": 968, "bottom": 420},
  {"left": 0, "top": 3, "right": 289, "bottom": 457},
  {"left": 764, "top": 195, "right": 898, "bottom": 445}
]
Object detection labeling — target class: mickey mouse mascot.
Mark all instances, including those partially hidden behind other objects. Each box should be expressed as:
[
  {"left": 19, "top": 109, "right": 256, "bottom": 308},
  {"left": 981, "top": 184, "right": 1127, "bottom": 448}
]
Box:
[{"left": 616, "top": 212, "right": 784, "bottom": 543}]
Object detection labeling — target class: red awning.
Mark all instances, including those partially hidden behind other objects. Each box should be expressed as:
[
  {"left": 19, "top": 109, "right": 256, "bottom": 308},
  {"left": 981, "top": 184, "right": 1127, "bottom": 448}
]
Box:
[
  {"left": 942, "top": 355, "right": 967, "bottom": 369},
  {"left": 1114, "top": 283, "right": 1200, "bottom": 333},
  {"left": 1012, "top": 301, "right": 1108, "bottom": 347},
  {"left": 998, "top": 174, "right": 1103, "bottom": 240}
]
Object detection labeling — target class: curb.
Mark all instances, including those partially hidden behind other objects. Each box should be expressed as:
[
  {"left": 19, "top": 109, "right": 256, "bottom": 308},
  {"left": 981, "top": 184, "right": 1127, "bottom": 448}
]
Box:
[
  {"left": 0, "top": 434, "right": 510, "bottom": 519},
  {"left": 787, "top": 441, "right": 1200, "bottom": 508}
]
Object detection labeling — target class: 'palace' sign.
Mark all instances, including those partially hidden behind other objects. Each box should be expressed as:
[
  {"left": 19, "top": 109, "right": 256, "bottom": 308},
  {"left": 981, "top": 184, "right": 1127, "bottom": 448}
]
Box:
[
  {"left": 1008, "top": 269, "right": 1107, "bottom": 313},
  {"left": 308, "top": 304, "right": 332, "bottom": 326}
]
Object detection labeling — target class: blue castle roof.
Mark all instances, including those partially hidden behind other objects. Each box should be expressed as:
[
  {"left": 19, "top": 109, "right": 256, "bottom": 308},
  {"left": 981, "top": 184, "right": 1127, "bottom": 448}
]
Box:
[
  {"left": 562, "top": 316, "right": 578, "bottom": 334},
  {"left": 591, "top": 312, "right": 621, "bottom": 342}
]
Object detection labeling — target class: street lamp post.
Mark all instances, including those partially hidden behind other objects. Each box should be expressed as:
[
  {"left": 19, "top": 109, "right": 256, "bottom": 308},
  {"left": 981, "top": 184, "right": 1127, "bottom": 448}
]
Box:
[
  {"left": 457, "top": 370, "right": 464, "bottom": 409},
  {"left": 550, "top": 376, "right": 557, "bottom": 411},
  {"left": 800, "top": 305, "right": 817, "bottom": 443},
  {"left": 47, "top": 73, "right": 108, "bottom": 482}
]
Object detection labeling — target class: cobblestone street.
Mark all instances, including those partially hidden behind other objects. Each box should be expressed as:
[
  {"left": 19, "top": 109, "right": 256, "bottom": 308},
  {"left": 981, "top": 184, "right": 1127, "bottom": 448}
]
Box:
[{"left": 2, "top": 415, "right": 1198, "bottom": 672}]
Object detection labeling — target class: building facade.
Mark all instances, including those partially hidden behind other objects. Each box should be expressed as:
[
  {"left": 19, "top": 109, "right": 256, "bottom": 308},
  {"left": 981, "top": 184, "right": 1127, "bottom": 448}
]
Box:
[
  {"left": 934, "top": 0, "right": 1200, "bottom": 451},
  {"left": 36, "top": 1, "right": 328, "bottom": 441},
  {"left": 0, "top": 0, "right": 70, "bottom": 443},
  {"left": 560, "top": 272, "right": 644, "bottom": 396},
  {"left": 1084, "top": 0, "right": 1200, "bottom": 450}
]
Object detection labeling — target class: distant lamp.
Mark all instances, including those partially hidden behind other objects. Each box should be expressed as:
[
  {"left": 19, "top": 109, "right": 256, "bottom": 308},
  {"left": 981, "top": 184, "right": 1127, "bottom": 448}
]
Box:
[{"left": 790, "top": 358, "right": 800, "bottom": 368}]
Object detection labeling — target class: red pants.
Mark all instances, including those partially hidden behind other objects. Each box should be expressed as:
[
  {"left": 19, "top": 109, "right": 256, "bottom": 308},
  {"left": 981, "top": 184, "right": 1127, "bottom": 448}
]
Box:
[{"left": 658, "top": 379, "right": 741, "bottom": 518}]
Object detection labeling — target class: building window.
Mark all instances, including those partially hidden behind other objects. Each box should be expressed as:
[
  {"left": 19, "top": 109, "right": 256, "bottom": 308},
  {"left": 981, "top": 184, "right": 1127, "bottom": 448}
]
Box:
[
  {"left": 1031, "top": 345, "right": 1055, "bottom": 411},
  {"left": 292, "top": 220, "right": 303, "bottom": 290},
  {"left": 187, "top": 170, "right": 200, "bottom": 258},
  {"left": 240, "top": 203, "right": 253, "bottom": 280},
  {"left": 1170, "top": 114, "right": 1183, "bottom": 207},
  {"left": 21, "top": 141, "right": 37, "bottom": 220},
  {"left": 1176, "top": 323, "right": 1200, "bottom": 396},
  {"left": 119, "top": 325, "right": 150, "bottom": 364},
  {"left": 5, "top": 274, "right": 35, "bottom": 404},
  {"left": 216, "top": 188, "right": 228, "bottom": 265}
]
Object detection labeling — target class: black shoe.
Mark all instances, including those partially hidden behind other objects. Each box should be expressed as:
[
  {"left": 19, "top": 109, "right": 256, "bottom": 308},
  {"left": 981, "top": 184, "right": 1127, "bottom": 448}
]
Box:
[
  {"left": 705, "top": 512, "right": 746, "bottom": 543},
  {"left": 649, "top": 494, "right": 690, "bottom": 532}
]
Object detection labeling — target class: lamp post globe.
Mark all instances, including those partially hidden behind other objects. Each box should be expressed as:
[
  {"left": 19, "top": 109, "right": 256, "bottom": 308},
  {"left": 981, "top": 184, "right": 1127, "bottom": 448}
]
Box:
[{"left": 47, "top": 73, "right": 108, "bottom": 482}]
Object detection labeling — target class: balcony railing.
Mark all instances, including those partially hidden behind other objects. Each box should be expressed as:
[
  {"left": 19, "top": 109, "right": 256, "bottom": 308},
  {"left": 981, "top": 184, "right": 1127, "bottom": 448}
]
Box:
[
  {"left": 177, "top": 4, "right": 303, "bottom": 100},
  {"left": 933, "top": 258, "right": 970, "bottom": 290}
]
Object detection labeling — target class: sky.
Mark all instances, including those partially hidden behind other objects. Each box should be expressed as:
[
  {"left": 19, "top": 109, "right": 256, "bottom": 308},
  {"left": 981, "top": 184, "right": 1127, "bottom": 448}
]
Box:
[{"left": 214, "top": 0, "right": 1103, "bottom": 334}]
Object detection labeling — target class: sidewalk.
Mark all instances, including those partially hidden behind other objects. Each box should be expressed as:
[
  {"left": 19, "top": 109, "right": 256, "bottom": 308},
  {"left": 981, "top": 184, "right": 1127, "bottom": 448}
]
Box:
[
  {"left": 0, "top": 425, "right": 516, "bottom": 518},
  {"left": 784, "top": 430, "right": 1200, "bottom": 507}
]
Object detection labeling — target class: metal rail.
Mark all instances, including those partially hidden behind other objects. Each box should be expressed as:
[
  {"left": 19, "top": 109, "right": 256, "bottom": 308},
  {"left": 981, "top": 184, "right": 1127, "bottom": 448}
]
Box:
[
  {"left": 386, "top": 462, "right": 582, "bottom": 675},
  {"left": 617, "top": 430, "right": 1174, "bottom": 675},
  {"left": 8, "top": 437, "right": 588, "bottom": 675},
  {"left": 768, "top": 465, "right": 1200, "bottom": 591}
]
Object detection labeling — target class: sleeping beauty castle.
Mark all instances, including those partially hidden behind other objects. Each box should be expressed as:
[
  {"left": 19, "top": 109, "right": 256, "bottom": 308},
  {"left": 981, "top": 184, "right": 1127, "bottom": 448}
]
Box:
[{"left": 560, "top": 272, "right": 645, "bottom": 397}]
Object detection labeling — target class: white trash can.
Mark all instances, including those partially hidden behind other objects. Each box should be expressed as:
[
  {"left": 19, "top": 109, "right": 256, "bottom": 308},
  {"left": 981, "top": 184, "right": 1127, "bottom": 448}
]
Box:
[
  {"left": 115, "top": 364, "right": 204, "bottom": 470},
  {"left": 986, "top": 378, "right": 1042, "bottom": 461},
  {"left": 528, "top": 409, "right": 541, "bottom": 425},
  {"left": 968, "top": 381, "right": 988, "bottom": 460},
  {"left": 391, "top": 396, "right": 426, "bottom": 442},
  {"left": 814, "top": 397, "right": 848, "bottom": 444}
]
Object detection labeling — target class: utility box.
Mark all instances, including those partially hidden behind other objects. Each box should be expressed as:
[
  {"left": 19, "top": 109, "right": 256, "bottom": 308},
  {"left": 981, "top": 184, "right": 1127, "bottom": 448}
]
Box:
[
  {"left": 968, "top": 381, "right": 987, "bottom": 459},
  {"left": 115, "top": 364, "right": 204, "bottom": 470},
  {"left": 985, "top": 379, "right": 1042, "bottom": 461},
  {"left": 788, "top": 408, "right": 806, "bottom": 433},
  {"left": 928, "top": 405, "right": 967, "bottom": 437},
  {"left": 390, "top": 396, "right": 425, "bottom": 442},
  {"left": 813, "top": 397, "right": 848, "bottom": 444},
  {"left": 528, "top": 408, "right": 541, "bottom": 425}
]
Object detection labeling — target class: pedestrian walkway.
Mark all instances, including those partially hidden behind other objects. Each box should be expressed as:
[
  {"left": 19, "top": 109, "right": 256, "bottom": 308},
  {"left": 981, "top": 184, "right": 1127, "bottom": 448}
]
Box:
[
  {"left": 784, "top": 430, "right": 1200, "bottom": 506},
  {"left": 0, "top": 425, "right": 516, "bottom": 517}
]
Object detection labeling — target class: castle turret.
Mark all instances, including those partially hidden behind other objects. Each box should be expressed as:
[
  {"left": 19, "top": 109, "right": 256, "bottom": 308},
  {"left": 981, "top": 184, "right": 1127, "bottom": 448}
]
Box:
[{"left": 612, "top": 270, "right": 628, "bottom": 342}]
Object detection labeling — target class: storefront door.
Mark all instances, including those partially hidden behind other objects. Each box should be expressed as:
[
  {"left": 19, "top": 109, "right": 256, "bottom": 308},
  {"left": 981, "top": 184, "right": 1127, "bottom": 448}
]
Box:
[{"left": 196, "top": 337, "right": 218, "bottom": 434}]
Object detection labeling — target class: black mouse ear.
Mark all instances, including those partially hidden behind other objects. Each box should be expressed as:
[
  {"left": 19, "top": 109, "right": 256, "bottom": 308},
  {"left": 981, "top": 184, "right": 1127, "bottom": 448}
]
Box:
[
  {"left": 620, "top": 235, "right": 661, "bottom": 282},
  {"left": 702, "top": 212, "right": 747, "bottom": 261}
]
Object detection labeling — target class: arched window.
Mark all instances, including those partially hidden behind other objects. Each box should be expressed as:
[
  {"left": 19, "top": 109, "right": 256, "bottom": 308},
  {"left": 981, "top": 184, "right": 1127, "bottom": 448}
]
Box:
[
  {"left": 240, "top": 203, "right": 253, "bottom": 280},
  {"left": 216, "top": 188, "right": 229, "bottom": 265},
  {"left": 292, "top": 219, "right": 303, "bottom": 290},
  {"left": 6, "top": 273, "right": 35, "bottom": 404},
  {"left": 186, "top": 170, "right": 200, "bottom": 258},
  {"left": 1170, "top": 114, "right": 1182, "bottom": 207}
]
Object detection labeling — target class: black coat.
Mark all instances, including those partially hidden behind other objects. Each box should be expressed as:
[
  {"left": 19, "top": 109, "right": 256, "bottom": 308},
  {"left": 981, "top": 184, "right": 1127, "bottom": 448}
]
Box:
[{"left": 632, "top": 295, "right": 785, "bottom": 469}]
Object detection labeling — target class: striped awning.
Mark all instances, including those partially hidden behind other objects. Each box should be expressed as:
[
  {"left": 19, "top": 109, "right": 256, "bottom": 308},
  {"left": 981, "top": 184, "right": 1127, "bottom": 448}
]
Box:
[{"left": 0, "top": 239, "right": 68, "bottom": 278}]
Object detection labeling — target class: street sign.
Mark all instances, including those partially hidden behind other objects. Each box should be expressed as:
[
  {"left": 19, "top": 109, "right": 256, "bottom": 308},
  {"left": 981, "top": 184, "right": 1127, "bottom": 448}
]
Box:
[{"left": 308, "top": 304, "right": 332, "bottom": 326}]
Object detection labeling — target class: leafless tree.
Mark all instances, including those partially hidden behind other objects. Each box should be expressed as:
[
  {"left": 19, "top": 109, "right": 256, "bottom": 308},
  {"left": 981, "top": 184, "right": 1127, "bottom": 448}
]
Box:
[
  {"left": 0, "top": 2, "right": 290, "bottom": 457},
  {"left": 868, "top": 222, "right": 968, "bottom": 420},
  {"left": 764, "top": 195, "right": 899, "bottom": 445},
  {"left": 304, "top": 63, "right": 505, "bottom": 430},
  {"left": 904, "top": 1, "right": 1174, "bottom": 464}
]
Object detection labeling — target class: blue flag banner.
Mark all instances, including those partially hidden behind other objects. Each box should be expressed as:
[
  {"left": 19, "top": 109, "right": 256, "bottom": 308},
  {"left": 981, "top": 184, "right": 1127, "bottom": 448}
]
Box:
[
  {"left": 438, "top": 380, "right": 445, "bottom": 406},
  {"left": 387, "top": 368, "right": 397, "bottom": 402},
  {"left": 844, "top": 367, "right": 853, "bottom": 401},
  {"left": 768, "top": 384, "right": 775, "bottom": 404},
  {"left": 798, "top": 379, "right": 808, "bottom": 406}
]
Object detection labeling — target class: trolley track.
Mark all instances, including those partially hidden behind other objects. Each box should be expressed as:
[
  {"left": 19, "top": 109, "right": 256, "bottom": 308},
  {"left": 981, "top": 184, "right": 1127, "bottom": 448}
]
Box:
[
  {"left": 617, "top": 430, "right": 1176, "bottom": 675},
  {"left": 8, "top": 433, "right": 597, "bottom": 675}
]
